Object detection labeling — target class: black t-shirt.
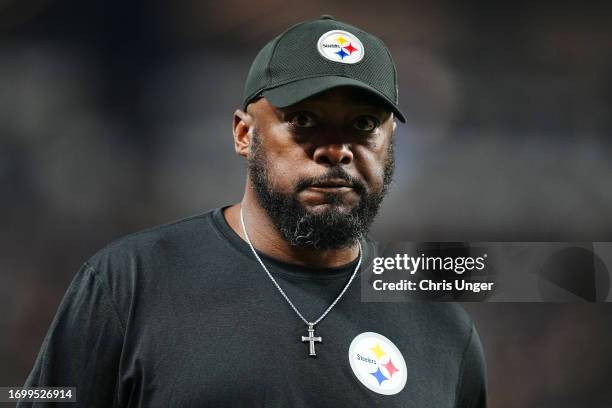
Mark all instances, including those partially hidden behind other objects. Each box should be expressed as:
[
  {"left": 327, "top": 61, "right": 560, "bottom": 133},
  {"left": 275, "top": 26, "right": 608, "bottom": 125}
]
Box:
[{"left": 20, "top": 207, "right": 487, "bottom": 407}]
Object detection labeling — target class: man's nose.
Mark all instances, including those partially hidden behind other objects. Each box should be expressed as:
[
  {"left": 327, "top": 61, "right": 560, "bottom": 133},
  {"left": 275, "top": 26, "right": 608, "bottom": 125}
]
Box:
[{"left": 313, "top": 143, "right": 354, "bottom": 166}]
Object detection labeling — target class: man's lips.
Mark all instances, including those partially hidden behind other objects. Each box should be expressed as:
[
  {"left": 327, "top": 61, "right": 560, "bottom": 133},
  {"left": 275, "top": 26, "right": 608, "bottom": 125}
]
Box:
[
  {"left": 304, "top": 179, "right": 355, "bottom": 193},
  {"left": 306, "top": 186, "right": 353, "bottom": 193}
]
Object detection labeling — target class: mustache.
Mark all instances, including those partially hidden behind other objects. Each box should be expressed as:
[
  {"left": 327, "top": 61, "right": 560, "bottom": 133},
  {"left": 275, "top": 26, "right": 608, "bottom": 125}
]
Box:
[{"left": 294, "top": 167, "right": 367, "bottom": 195}]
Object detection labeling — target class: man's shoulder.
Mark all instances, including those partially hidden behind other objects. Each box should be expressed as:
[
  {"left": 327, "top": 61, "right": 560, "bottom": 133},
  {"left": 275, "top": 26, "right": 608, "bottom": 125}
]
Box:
[
  {"left": 431, "top": 302, "right": 474, "bottom": 329},
  {"left": 407, "top": 302, "right": 475, "bottom": 342},
  {"left": 85, "top": 208, "right": 223, "bottom": 275},
  {"left": 105, "top": 209, "right": 216, "bottom": 251}
]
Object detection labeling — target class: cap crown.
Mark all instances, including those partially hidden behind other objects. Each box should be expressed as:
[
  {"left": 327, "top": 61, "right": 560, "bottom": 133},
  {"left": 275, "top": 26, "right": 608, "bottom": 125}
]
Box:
[{"left": 243, "top": 17, "right": 399, "bottom": 109}]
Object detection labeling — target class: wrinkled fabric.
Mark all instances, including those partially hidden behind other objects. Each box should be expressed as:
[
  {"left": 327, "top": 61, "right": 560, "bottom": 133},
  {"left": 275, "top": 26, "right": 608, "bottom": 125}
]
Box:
[{"left": 20, "top": 207, "right": 486, "bottom": 407}]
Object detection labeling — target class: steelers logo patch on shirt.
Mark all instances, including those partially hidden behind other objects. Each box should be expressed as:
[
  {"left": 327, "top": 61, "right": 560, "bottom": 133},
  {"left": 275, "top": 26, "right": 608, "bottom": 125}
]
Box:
[
  {"left": 317, "top": 30, "right": 364, "bottom": 64},
  {"left": 348, "top": 332, "right": 407, "bottom": 395}
]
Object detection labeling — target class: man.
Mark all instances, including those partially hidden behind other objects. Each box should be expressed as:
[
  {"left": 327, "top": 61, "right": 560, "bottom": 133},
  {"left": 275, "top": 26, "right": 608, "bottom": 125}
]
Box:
[{"left": 20, "top": 16, "right": 487, "bottom": 407}]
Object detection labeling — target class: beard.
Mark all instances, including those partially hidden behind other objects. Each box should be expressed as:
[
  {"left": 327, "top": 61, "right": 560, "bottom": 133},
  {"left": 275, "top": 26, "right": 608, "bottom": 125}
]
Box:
[{"left": 247, "top": 127, "right": 395, "bottom": 250}]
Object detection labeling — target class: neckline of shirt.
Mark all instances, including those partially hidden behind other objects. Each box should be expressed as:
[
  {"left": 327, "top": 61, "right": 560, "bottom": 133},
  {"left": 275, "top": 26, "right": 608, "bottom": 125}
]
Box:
[{"left": 210, "top": 206, "right": 373, "bottom": 281}]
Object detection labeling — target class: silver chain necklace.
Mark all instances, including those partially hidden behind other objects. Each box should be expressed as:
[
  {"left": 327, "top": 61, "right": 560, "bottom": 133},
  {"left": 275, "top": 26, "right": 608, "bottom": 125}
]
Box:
[{"left": 240, "top": 206, "right": 362, "bottom": 357}]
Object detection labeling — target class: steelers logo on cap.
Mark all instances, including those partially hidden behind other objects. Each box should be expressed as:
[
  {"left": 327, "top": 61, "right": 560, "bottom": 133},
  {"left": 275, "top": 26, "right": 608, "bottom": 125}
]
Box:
[{"left": 317, "top": 30, "right": 364, "bottom": 64}]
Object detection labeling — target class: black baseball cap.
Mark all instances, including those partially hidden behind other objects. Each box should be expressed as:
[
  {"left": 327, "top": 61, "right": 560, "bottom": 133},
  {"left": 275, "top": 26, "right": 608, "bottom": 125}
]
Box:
[{"left": 243, "top": 15, "right": 406, "bottom": 122}]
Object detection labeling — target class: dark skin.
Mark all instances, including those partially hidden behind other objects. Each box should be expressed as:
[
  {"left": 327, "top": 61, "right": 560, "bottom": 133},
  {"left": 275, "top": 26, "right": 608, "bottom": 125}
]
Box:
[{"left": 224, "top": 87, "right": 396, "bottom": 268}]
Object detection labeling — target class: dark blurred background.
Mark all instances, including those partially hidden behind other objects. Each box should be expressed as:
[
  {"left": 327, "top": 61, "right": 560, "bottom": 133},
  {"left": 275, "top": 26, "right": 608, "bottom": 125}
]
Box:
[{"left": 1, "top": 0, "right": 611, "bottom": 406}]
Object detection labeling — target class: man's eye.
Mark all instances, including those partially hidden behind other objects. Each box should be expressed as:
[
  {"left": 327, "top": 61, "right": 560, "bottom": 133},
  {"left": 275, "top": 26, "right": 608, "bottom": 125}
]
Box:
[
  {"left": 288, "top": 112, "right": 317, "bottom": 128},
  {"left": 352, "top": 116, "right": 379, "bottom": 132}
]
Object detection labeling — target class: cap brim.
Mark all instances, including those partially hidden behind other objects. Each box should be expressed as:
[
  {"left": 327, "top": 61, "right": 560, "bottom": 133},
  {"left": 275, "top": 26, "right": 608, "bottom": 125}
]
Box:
[{"left": 261, "top": 76, "right": 406, "bottom": 123}]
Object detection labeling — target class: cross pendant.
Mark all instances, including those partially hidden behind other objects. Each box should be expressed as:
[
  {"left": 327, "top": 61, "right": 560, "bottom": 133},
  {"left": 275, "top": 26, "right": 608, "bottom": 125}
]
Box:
[{"left": 301, "top": 323, "right": 322, "bottom": 357}]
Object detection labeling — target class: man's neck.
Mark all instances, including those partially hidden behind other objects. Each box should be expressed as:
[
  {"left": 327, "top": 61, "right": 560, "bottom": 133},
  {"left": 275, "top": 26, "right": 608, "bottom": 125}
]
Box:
[{"left": 223, "top": 197, "right": 360, "bottom": 269}]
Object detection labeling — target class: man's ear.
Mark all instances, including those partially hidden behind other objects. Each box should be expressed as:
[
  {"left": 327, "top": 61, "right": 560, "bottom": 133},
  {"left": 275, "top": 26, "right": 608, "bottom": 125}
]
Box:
[{"left": 233, "top": 109, "right": 253, "bottom": 158}]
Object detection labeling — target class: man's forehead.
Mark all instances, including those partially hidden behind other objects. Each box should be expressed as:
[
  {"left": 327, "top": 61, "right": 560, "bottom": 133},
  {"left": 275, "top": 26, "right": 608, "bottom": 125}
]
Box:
[
  {"left": 296, "top": 86, "right": 384, "bottom": 108},
  {"left": 246, "top": 87, "right": 394, "bottom": 120},
  {"left": 285, "top": 87, "right": 391, "bottom": 110}
]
